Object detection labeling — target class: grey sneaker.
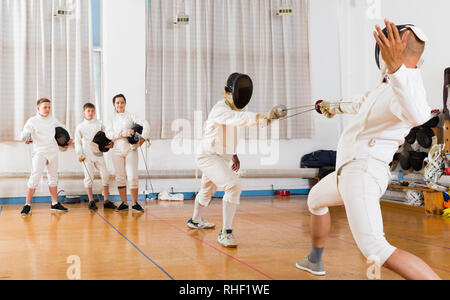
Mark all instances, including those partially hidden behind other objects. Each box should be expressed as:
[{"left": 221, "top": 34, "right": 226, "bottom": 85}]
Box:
[
  {"left": 218, "top": 229, "right": 237, "bottom": 248},
  {"left": 295, "top": 257, "right": 326, "bottom": 276}
]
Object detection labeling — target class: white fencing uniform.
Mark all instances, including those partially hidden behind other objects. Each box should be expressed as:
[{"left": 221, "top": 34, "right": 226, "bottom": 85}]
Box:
[
  {"left": 22, "top": 114, "right": 71, "bottom": 189},
  {"left": 75, "top": 119, "right": 110, "bottom": 188},
  {"left": 105, "top": 111, "right": 150, "bottom": 189},
  {"left": 308, "top": 65, "right": 431, "bottom": 264},
  {"left": 196, "top": 100, "right": 260, "bottom": 205}
]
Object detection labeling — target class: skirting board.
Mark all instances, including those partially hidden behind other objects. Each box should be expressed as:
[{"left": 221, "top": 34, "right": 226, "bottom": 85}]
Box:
[{"left": 0, "top": 189, "right": 311, "bottom": 204}]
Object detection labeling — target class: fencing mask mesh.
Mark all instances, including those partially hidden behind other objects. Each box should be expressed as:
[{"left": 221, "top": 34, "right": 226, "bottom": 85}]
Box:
[{"left": 225, "top": 73, "right": 253, "bottom": 110}]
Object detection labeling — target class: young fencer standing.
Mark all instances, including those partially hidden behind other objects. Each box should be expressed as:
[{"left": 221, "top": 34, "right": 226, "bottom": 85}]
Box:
[
  {"left": 105, "top": 94, "right": 150, "bottom": 212},
  {"left": 21, "top": 98, "right": 72, "bottom": 216},
  {"left": 75, "top": 103, "right": 117, "bottom": 211}
]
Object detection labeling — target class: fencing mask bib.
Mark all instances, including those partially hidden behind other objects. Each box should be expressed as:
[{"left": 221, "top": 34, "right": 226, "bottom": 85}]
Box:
[
  {"left": 375, "top": 24, "right": 428, "bottom": 74},
  {"left": 225, "top": 73, "right": 253, "bottom": 110}
]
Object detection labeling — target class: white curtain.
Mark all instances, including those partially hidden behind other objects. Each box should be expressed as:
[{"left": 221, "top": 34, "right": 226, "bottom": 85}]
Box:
[
  {"left": 0, "top": 0, "right": 92, "bottom": 141},
  {"left": 146, "top": 0, "right": 312, "bottom": 140}
]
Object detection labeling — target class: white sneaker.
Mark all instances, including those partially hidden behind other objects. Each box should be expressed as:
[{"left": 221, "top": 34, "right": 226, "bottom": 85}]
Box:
[
  {"left": 218, "top": 230, "right": 237, "bottom": 248},
  {"left": 187, "top": 218, "right": 216, "bottom": 229},
  {"left": 199, "top": 218, "right": 215, "bottom": 229}
]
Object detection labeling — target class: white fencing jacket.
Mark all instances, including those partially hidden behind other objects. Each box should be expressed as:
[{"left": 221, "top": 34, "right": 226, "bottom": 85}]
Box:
[
  {"left": 198, "top": 100, "right": 259, "bottom": 159},
  {"left": 336, "top": 65, "right": 431, "bottom": 171},
  {"left": 105, "top": 111, "right": 150, "bottom": 154},
  {"left": 75, "top": 119, "right": 106, "bottom": 161},
  {"left": 22, "top": 113, "right": 71, "bottom": 154}
]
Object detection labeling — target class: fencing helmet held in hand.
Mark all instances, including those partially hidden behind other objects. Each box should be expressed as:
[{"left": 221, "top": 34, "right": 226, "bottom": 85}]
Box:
[
  {"left": 225, "top": 73, "right": 253, "bottom": 110},
  {"left": 93, "top": 131, "right": 112, "bottom": 153},
  {"left": 375, "top": 24, "right": 428, "bottom": 70},
  {"left": 55, "top": 127, "right": 70, "bottom": 151},
  {"left": 128, "top": 124, "right": 143, "bottom": 145}
]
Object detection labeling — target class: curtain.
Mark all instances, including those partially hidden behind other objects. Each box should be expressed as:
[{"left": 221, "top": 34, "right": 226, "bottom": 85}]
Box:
[
  {"left": 146, "top": 0, "right": 312, "bottom": 140},
  {"left": 0, "top": 0, "right": 92, "bottom": 141}
]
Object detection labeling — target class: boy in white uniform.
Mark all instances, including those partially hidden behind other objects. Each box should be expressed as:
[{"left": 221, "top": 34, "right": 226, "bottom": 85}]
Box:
[
  {"left": 187, "top": 73, "right": 280, "bottom": 248},
  {"left": 75, "top": 103, "right": 117, "bottom": 211},
  {"left": 296, "top": 20, "right": 440, "bottom": 280},
  {"left": 21, "top": 98, "right": 72, "bottom": 216}
]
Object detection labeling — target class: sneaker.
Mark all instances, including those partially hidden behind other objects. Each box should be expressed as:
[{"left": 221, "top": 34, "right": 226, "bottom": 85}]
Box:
[
  {"left": 218, "top": 229, "right": 237, "bottom": 248},
  {"left": 132, "top": 203, "right": 144, "bottom": 213},
  {"left": 21, "top": 205, "right": 31, "bottom": 216},
  {"left": 187, "top": 218, "right": 216, "bottom": 229},
  {"left": 88, "top": 201, "right": 98, "bottom": 211},
  {"left": 103, "top": 201, "right": 117, "bottom": 210},
  {"left": 51, "top": 202, "right": 69, "bottom": 212},
  {"left": 295, "top": 257, "right": 326, "bottom": 276},
  {"left": 116, "top": 202, "right": 129, "bottom": 212}
]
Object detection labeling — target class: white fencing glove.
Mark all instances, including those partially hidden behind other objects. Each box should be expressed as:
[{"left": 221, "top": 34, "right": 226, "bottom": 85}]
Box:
[
  {"left": 22, "top": 131, "right": 32, "bottom": 143},
  {"left": 256, "top": 112, "right": 272, "bottom": 125},
  {"left": 269, "top": 104, "right": 287, "bottom": 120}
]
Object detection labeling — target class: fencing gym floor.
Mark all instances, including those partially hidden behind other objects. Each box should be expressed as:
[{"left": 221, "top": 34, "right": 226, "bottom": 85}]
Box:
[{"left": 0, "top": 195, "right": 448, "bottom": 280}]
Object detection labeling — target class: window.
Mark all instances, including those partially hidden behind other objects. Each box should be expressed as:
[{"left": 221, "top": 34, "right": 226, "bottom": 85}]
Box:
[{"left": 91, "top": 0, "right": 102, "bottom": 118}]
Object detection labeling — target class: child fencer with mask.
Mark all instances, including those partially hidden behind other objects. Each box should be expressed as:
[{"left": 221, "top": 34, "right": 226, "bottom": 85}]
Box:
[
  {"left": 21, "top": 98, "right": 72, "bottom": 216},
  {"left": 75, "top": 103, "right": 116, "bottom": 211}
]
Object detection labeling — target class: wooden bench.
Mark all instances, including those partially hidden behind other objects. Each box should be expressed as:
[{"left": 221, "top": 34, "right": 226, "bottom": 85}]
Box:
[{"left": 388, "top": 184, "right": 445, "bottom": 215}]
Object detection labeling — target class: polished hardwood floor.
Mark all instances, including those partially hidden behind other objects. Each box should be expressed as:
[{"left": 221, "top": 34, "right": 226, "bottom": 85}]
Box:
[{"left": 0, "top": 195, "right": 448, "bottom": 280}]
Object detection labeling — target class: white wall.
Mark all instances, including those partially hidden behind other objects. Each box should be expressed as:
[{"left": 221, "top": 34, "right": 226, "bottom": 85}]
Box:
[{"left": 380, "top": 0, "right": 450, "bottom": 109}]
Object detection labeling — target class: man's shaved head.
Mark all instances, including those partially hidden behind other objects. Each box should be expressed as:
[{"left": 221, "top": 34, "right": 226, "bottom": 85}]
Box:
[{"left": 401, "top": 29, "right": 425, "bottom": 59}]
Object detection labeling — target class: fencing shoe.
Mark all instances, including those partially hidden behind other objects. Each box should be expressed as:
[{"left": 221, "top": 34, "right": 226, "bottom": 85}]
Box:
[
  {"left": 218, "top": 229, "right": 237, "bottom": 248},
  {"left": 296, "top": 257, "right": 326, "bottom": 276}
]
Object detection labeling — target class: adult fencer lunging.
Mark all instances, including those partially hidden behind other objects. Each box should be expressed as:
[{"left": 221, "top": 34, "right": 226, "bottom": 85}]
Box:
[
  {"left": 296, "top": 20, "right": 441, "bottom": 280},
  {"left": 105, "top": 94, "right": 150, "bottom": 212},
  {"left": 187, "top": 73, "right": 281, "bottom": 248}
]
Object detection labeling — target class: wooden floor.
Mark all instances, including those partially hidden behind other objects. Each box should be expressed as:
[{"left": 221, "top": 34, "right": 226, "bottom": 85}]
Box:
[{"left": 0, "top": 195, "right": 448, "bottom": 280}]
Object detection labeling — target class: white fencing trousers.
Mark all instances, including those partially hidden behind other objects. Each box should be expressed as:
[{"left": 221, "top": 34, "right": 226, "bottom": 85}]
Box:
[
  {"left": 307, "top": 159, "right": 397, "bottom": 265},
  {"left": 82, "top": 159, "right": 110, "bottom": 188},
  {"left": 27, "top": 152, "right": 58, "bottom": 189},
  {"left": 111, "top": 149, "right": 139, "bottom": 189},
  {"left": 195, "top": 155, "right": 242, "bottom": 206}
]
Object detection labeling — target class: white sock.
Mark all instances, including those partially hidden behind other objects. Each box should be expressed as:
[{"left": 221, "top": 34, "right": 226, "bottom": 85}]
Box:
[
  {"left": 52, "top": 201, "right": 58, "bottom": 206},
  {"left": 192, "top": 199, "right": 207, "bottom": 222},
  {"left": 222, "top": 200, "right": 237, "bottom": 232}
]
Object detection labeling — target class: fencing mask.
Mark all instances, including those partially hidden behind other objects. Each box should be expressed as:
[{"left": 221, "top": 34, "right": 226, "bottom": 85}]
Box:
[
  {"left": 55, "top": 127, "right": 70, "bottom": 151},
  {"left": 93, "top": 131, "right": 112, "bottom": 153},
  {"left": 375, "top": 24, "right": 428, "bottom": 74},
  {"left": 225, "top": 73, "right": 253, "bottom": 110},
  {"left": 128, "top": 124, "right": 143, "bottom": 145}
]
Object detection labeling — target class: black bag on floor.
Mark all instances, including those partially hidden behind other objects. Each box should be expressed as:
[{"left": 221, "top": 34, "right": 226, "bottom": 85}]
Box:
[
  {"left": 300, "top": 150, "right": 336, "bottom": 168},
  {"left": 318, "top": 166, "right": 336, "bottom": 179}
]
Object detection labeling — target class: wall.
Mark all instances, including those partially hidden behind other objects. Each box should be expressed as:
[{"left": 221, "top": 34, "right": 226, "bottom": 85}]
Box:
[{"left": 380, "top": 0, "right": 450, "bottom": 109}]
